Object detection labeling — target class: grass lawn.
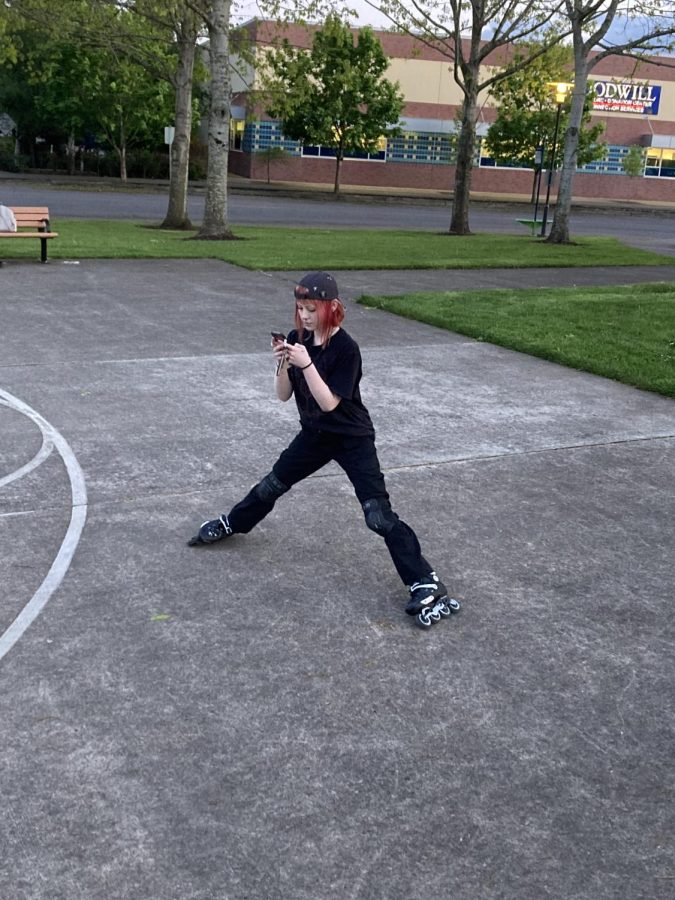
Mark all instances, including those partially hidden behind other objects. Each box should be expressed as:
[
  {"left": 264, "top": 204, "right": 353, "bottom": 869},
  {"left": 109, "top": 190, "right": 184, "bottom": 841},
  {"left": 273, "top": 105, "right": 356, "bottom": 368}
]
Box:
[
  {"left": 358, "top": 282, "right": 675, "bottom": 397},
  {"left": 5, "top": 219, "right": 674, "bottom": 269}
]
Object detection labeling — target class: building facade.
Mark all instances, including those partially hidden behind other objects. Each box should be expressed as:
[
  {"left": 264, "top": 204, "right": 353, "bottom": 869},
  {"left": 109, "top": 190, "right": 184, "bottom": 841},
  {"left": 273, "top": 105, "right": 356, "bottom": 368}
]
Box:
[{"left": 228, "top": 21, "right": 675, "bottom": 202}]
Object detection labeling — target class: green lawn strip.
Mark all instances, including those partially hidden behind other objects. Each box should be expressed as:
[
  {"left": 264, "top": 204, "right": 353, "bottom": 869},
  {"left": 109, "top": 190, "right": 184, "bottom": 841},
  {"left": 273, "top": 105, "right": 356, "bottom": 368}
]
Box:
[
  {"left": 4, "top": 219, "right": 673, "bottom": 269},
  {"left": 358, "top": 283, "right": 675, "bottom": 397}
]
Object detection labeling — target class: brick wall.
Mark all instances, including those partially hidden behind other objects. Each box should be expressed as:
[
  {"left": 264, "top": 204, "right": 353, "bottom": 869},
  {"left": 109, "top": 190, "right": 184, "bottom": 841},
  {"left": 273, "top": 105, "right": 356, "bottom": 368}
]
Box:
[
  {"left": 237, "top": 152, "right": 674, "bottom": 202},
  {"left": 473, "top": 166, "right": 672, "bottom": 201}
]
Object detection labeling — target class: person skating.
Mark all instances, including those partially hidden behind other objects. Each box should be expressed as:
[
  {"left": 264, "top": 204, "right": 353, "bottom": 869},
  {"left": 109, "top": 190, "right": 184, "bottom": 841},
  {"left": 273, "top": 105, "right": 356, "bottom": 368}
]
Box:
[{"left": 188, "top": 271, "right": 460, "bottom": 628}]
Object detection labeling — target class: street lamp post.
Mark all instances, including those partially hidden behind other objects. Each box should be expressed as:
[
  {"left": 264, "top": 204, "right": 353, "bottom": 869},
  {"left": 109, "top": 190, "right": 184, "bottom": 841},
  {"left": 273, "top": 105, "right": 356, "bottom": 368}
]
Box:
[{"left": 540, "top": 83, "right": 572, "bottom": 238}]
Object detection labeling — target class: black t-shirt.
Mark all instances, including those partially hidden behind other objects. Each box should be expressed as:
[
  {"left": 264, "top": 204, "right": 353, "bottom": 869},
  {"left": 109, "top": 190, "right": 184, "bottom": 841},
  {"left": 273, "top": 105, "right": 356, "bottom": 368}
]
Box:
[{"left": 287, "top": 328, "right": 375, "bottom": 436}]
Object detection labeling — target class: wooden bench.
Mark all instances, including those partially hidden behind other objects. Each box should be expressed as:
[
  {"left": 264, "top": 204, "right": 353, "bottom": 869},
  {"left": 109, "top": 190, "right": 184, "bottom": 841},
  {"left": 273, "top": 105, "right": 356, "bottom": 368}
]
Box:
[{"left": 1, "top": 207, "right": 58, "bottom": 262}]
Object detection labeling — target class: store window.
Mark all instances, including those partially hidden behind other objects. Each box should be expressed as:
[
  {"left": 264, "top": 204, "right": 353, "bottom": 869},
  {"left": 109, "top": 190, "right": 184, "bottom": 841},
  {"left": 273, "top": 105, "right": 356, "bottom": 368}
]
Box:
[
  {"left": 229, "top": 118, "right": 245, "bottom": 151},
  {"left": 645, "top": 148, "right": 675, "bottom": 178}
]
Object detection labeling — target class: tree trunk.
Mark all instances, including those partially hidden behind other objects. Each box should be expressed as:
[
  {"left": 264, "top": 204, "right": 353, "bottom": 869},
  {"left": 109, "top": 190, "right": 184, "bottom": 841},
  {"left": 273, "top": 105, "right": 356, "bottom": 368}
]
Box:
[
  {"left": 161, "top": 13, "right": 198, "bottom": 230},
  {"left": 547, "top": 65, "right": 588, "bottom": 244},
  {"left": 66, "top": 131, "right": 76, "bottom": 176},
  {"left": 115, "top": 113, "right": 127, "bottom": 182},
  {"left": 119, "top": 143, "right": 127, "bottom": 181},
  {"left": 449, "top": 81, "right": 479, "bottom": 235},
  {"left": 333, "top": 154, "right": 342, "bottom": 194},
  {"left": 197, "top": 0, "right": 234, "bottom": 240}
]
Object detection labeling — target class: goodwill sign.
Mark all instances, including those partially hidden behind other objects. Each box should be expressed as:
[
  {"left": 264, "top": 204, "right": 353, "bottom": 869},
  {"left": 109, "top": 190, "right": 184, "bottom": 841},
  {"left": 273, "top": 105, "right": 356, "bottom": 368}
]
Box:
[{"left": 592, "top": 81, "right": 661, "bottom": 115}]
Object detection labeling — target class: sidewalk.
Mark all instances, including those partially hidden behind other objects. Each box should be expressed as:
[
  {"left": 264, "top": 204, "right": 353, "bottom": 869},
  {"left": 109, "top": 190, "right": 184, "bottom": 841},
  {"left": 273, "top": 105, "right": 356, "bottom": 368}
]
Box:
[{"left": 0, "top": 257, "right": 673, "bottom": 900}]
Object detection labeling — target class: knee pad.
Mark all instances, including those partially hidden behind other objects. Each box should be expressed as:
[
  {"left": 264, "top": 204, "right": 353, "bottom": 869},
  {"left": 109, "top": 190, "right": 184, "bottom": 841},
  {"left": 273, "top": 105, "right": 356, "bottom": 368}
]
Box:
[
  {"left": 255, "top": 471, "right": 290, "bottom": 504},
  {"left": 362, "top": 498, "right": 397, "bottom": 536}
]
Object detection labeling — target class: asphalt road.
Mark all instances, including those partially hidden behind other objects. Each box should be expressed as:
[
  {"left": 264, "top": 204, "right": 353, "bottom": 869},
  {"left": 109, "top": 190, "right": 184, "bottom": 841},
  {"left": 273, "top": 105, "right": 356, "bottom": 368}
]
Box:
[{"left": 1, "top": 178, "right": 674, "bottom": 256}]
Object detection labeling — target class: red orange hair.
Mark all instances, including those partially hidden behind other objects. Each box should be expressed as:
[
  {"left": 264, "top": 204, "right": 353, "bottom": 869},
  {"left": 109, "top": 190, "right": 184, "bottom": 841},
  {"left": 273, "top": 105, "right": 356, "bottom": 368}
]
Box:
[{"left": 294, "top": 298, "right": 345, "bottom": 346}]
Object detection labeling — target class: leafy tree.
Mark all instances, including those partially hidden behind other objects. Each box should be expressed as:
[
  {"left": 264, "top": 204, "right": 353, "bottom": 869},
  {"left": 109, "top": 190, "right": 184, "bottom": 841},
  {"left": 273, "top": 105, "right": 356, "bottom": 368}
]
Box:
[
  {"left": 549, "top": 0, "right": 675, "bottom": 244},
  {"left": 31, "top": 42, "right": 104, "bottom": 175},
  {"left": 0, "top": 4, "right": 105, "bottom": 172},
  {"left": 263, "top": 14, "right": 404, "bottom": 194},
  {"left": 93, "top": 55, "right": 175, "bottom": 180},
  {"left": 0, "top": 1, "right": 176, "bottom": 178},
  {"left": 0, "top": 6, "right": 19, "bottom": 67},
  {"left": 622, "top": 143, "right": 646, "bottom": 177},
  {"left": 485, "top": 43, "right": 605, "bottom": 172},
  {"left": 97, "top": 0, "right": 206, "bottom": 227},
  {"left": 0, "top": 43, "right": 44, "bottom": 165},
  {"left": 3, "top": 0, "right": 204, "bottom": 223}
]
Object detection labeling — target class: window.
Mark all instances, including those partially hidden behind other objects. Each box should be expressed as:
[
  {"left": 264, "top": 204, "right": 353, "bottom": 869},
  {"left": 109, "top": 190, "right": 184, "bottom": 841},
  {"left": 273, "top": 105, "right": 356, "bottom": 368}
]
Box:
[
  {"left": 388, "top": 131, "right": 453, "bottom": 164},
  {"left": 579, "top": 144, "right": 629, "bottom": 175},
  {"left": 477, "top": 139, "right": 528, "bottom": 170},
  {"left": 645, "top": 148, "right": 675, "bottom": 178},
  {"left": 229, "top": 119, "right": 245, "bottom": 151},
  {"left": 301, "top": 137, "right": 387, "bottom": 162}
]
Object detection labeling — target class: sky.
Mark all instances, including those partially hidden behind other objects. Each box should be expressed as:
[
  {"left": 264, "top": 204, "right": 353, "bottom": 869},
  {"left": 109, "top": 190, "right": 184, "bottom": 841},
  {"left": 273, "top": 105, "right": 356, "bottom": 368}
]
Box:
[
  {"left": 232, "top": 2, "right": 670, "bottom": 50},
  {"left": 232, "top": 1, "right": 395, "bottom": 28}
]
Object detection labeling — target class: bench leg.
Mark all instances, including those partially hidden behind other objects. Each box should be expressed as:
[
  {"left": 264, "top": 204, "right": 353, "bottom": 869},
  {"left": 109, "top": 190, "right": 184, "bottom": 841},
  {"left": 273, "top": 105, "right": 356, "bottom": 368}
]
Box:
[{"left": 40, "top": 238, "right": 47, "bottom": 263}]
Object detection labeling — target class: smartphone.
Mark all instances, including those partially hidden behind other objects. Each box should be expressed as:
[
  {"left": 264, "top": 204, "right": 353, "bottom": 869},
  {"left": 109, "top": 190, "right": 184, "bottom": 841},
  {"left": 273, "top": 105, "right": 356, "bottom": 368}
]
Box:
[{"left": 272, "top": 331, "right": 287, "bottom": 375}]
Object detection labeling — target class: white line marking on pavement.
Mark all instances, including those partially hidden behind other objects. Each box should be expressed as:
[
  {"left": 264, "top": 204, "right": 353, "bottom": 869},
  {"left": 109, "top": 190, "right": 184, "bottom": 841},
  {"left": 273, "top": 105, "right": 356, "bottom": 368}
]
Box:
[
  {"left": 0, "top": 399, "right": 54, "bottom": 487},
  {"left": 0, "top": 388, "right": 87, "bottom": 662}
]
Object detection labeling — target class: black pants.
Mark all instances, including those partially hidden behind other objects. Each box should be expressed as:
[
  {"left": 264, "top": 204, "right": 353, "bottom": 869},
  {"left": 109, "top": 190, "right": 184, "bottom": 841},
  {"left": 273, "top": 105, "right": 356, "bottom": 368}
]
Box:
[{"left": 226, "top": 428, "right": 432, "bottom": 587}]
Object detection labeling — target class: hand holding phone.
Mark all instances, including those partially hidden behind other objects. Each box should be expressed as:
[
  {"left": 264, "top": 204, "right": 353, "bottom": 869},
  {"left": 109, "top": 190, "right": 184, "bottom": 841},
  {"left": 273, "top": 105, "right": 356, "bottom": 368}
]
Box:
[{"left": 271, "top": 331, "right": 288, "bottom": 374}]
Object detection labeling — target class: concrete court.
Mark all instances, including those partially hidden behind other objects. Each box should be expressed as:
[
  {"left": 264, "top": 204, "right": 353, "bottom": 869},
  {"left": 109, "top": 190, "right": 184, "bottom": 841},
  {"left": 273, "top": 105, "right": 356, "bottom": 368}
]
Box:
[{"left": 0, "top": 258, "right": 674, "bottom": 900}]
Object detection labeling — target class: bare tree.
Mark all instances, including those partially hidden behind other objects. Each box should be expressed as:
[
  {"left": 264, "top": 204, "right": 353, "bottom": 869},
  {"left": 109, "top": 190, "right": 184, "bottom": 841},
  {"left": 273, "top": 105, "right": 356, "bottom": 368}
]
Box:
[
  {"left": 353, "top": 1, "right": 569, "bottom": 234},
  {"left": 548, "top": 0, "right": 675, "bottom": 243}
]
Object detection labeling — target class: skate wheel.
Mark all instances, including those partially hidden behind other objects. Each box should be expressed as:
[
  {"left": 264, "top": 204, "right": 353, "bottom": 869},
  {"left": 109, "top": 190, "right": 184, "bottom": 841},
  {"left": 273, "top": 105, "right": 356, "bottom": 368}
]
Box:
[
  {"left": 438, "top": 600, "right": 452, "bottom": 618},
  {"left": 416, "top": 609, "right": 434, "bottom": 628},
  {"left": 447, "top": 597, "right": 461, "bottom": 612}
]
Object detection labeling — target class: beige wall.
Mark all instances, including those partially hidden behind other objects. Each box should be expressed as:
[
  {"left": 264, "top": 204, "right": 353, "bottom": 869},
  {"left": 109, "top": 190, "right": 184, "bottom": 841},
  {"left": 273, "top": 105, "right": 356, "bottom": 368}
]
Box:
[
  {"left": 386, "top": 58, "right": 675, "bottom": 123},
  {"left": 386, "top": 58, "right": 494, "bottom": 106},
  {"left": 245, "top": 35, "right": 675, "bottom": 129}
]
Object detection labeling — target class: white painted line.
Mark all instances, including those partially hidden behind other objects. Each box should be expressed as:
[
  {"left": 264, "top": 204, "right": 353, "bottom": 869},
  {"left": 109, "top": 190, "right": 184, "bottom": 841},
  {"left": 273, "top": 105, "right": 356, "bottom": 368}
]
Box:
[
  {"left": 0, "top": 388, "right": 87, "bottom": 661},
  {"left": 0, "top": 400, "right": 54, "bottom": 487},
  {"left": 0, "top": 510, "right": 41, "bottom": 519}
]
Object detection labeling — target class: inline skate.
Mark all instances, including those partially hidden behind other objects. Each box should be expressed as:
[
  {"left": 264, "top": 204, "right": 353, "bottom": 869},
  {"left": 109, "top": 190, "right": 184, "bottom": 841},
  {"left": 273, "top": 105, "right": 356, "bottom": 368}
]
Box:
[
  {"left": 187, "top": 514, "right": 233, "bottom": 546},
  {"left": 406, "top": 572, "right": 461, "bottom": 629}
]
